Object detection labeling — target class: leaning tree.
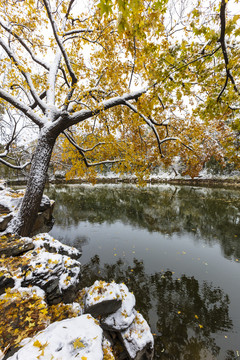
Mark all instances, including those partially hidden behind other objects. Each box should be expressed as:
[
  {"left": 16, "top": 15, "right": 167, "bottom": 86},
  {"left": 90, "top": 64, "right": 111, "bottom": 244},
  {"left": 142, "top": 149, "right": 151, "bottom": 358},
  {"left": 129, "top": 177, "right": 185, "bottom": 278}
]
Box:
[{"left": 0, "top": 0, "right": 239, "bottom": 236}]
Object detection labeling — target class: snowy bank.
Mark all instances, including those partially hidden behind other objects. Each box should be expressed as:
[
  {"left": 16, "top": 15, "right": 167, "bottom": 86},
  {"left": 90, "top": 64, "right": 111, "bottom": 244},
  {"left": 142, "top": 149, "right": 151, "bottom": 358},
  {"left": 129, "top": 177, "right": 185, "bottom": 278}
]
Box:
[
  {"left": 0, "top": 232, "right": 154, "bottom": 360},
  {"left": 0, "top": 187, "right": 55, "bottom": 234}
]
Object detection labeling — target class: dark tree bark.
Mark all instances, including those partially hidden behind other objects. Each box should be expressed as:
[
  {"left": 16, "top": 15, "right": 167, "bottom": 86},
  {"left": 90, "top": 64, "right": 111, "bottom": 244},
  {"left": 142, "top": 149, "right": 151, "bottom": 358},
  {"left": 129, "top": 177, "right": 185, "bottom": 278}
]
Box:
[{"left": 13, "top": 128, "right": 57, "bottom": 236}]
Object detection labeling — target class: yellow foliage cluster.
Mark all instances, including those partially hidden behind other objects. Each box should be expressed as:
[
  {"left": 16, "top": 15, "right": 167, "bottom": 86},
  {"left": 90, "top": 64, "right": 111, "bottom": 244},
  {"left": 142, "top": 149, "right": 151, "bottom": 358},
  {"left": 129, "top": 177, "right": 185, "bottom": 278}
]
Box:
[
  {"left": 0, "top": 0, "right": 240, "bottom": 181},
  {"left": 103, "top": 343, "right": 115, "bottom": 360},
  {"left": 0, "top": 287, "right": 84, "bottom": 353},
  {"left": 0, "top": 288, "right": 50, "bottom": 351}
]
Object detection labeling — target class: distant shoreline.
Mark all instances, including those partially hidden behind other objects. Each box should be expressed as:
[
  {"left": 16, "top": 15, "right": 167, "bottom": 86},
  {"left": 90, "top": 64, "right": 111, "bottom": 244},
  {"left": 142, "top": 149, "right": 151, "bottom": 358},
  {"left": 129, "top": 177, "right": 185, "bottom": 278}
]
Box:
[{"left": 6, "top": 177, "right": 240, "bottom": 189}]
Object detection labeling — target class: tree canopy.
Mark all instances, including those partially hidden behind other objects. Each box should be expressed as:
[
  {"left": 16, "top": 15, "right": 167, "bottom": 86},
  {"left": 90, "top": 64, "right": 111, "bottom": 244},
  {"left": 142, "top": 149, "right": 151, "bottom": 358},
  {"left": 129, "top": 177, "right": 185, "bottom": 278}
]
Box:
[{"left": 0, "top": 0, "right": 239, "bottom": 234}]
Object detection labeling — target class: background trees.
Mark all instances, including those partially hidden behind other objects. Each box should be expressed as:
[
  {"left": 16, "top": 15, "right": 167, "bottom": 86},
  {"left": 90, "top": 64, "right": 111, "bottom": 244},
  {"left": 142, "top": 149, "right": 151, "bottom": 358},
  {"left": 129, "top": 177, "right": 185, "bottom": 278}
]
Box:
[{"left": 0, "top": 0, "right": 239, "bottom": 235}]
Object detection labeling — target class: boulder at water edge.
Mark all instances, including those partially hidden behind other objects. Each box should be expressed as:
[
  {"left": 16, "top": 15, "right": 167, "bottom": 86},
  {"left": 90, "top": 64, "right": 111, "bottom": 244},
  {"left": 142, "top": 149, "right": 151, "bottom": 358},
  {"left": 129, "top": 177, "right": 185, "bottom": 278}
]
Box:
[{"left": 7, "top": 315, "right": 105, "bottom": 360}]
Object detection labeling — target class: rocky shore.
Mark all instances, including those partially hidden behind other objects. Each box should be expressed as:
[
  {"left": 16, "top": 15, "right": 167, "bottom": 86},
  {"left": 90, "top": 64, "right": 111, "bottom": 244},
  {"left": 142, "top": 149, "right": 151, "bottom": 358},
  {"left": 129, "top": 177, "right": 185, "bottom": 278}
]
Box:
[
  {"left": 0, "top": 186, "right": 154, "bottom": 360},
  {"left": 0, "top": 185, "right": 55, "bottom": 234}
]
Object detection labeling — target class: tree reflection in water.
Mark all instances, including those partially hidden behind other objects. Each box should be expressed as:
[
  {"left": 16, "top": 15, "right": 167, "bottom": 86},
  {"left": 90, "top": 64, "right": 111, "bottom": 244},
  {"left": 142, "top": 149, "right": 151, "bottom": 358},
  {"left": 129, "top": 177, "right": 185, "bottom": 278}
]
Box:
[
  {"left": 47, "top": 184, "right": 240, "bottom": 359},
  {"left": 47, "top": 185, "right": 240, "bottom": 260},
  {"left": 80, "top": 255, "right": 232, "bottom": 360}
]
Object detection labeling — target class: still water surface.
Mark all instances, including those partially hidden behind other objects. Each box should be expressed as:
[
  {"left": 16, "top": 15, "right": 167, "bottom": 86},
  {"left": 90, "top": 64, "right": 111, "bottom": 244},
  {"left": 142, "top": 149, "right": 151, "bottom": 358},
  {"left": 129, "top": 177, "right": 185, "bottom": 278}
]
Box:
[{"left": 47, "top": 184, "right": 240, "bottom": 360}]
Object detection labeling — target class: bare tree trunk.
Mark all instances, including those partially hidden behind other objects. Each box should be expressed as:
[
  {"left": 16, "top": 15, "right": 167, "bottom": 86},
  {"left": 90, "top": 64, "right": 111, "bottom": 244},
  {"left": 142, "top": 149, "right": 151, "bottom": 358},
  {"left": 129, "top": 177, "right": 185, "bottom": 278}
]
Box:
[{"left": 13, "top": 129, "right": 57, "bottom": 236}]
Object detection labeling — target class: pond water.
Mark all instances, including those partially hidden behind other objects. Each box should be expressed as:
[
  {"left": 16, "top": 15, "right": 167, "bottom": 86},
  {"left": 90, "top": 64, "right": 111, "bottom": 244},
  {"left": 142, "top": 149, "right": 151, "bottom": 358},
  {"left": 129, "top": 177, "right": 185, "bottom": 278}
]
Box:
[{"left": 46, "top": 184, "right": 240, "bottom": 360}]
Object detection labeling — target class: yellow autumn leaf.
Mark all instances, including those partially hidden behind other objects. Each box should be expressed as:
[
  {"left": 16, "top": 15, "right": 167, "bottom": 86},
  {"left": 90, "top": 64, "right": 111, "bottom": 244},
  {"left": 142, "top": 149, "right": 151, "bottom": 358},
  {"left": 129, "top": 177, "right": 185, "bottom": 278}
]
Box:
[
  {"left": 73, "top": 338, "right": 85, "bottom": 349},
  {"left": 33, "top": 340, "right": 42, "bottom": 348}
]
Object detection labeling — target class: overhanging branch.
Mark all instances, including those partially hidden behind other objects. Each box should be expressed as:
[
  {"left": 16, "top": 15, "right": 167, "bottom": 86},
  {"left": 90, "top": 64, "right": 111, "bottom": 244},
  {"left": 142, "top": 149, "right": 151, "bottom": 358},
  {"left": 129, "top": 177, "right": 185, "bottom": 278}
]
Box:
[
  {"left": 0, "top": 37, "right": 47, "bottom": 112},
  {"left": 67, "top": 87, "right": 149, "bottom": 127},
  {"left": 0, "top": 19, "right": 49, "bottom": 71},
  {"left": 0, "top": 157, "right": 30, "bottom": 170},
  {"left": 63, "top": 130, "right": 121, "bottom": 168},
  {"left": 218, "top": 0, "right": 239, "bottom": 101},
  {"left": 0, "top": 88, "right": 46, "bottom": 127}
]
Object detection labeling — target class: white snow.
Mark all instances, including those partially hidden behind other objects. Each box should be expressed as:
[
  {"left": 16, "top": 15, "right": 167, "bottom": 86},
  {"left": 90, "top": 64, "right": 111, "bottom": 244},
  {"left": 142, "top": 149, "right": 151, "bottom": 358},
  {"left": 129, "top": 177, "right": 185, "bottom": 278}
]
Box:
[
  {"left": 1, "top": 245, "right": 81, "bottom": 292},
  {"left": 32, "top": 233, "right": 81, "bottom": 258},
  {"left": 102, "top": 283, "right": 136, "bottom": 330},
  {"left": 121, "top": 312, "right": 154, "bottom": 359},
  {"left": 8, "top": 315, "right": 104, "bottom": 360},
  {"left": 102, "top": 337, "right": 115, "bottom": 359},
  {"left": 0, "top": 285, "right": 46, "bottom": 302},
  {"left": 24, "top": 248, "right": 80, "bottom": 291},
  {"left": 0, "top": 188, "right": 24, "bottom": 211},
  {"left": 85, "top": 280, "right": 122, "bottom": 308}
]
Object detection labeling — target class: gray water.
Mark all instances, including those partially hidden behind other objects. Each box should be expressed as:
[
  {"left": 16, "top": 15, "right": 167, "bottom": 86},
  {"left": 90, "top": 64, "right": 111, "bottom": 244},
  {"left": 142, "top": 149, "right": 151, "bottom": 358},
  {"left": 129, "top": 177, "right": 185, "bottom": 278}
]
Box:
[{"left": 47, "top": 184, "right": 240, "bottom": 360}]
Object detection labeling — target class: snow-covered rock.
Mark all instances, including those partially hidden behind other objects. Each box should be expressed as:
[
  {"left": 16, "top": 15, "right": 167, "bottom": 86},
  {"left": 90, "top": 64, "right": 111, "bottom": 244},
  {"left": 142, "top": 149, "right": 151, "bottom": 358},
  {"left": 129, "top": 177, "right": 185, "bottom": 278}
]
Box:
[
  {"left": 8, "top": 315, "right": 104, "bottom": 360},
  {"left": 32, "top": 233, "right": 81, "bottom": 259},
  {"left": 83, "top": 281, "right": 154, "bottom": 359},
  {"left": 0, "top": 188, "right": 24, "bottom": 213},
  {"left": 0, "top": 234, "right": 34, "bottom": 257},
  {"left": 0, "top": 234, "right": 81, "bottom": 304},
  {"left": 22, "top": 248, "right": 81, "bottom": 304},
  {"left": 0, "top": 188, "right": 55, "bottom": 234},
  {"left": 84, "top": 280, "right": 122, "bottom": 317},
  {"left": 0, "top": 213, "right": 12, "bottom": 231},
  {"left": 0, "top": 230, "right": 154, "bottom": 360},
  {"left": 120, "top": 312, "right": 154, "bottom": 360},
  {"left": 101, "top": 283, "right": 136, "bottom": 331},
  {"left": 102, "top": 337, "right": 115, "bottom": 359}
]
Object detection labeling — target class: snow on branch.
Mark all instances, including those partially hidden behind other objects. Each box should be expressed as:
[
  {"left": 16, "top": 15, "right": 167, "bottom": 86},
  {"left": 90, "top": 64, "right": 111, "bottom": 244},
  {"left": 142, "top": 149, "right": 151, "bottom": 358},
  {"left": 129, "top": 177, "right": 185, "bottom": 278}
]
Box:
[
  {"left": 217, "top": 0, "right": 240, "bottom": 101},
  {"left": 159, "top": 137, "right": 193, "bottom": 152},
  {"left": 63, "top": 29, "right": 94, "bottom": 37},
  {"left": 122, "top": 100, "right": 163, "bottom": 156},
  {"left": 0, "top": 156, "right": 30, "bottom": 170},
  {"left": 42, "top": 0, "right": 77, "bottom": 86},
  {"left": 66, "top": 87, "right": 149, "bottom": 127},
  {"left": 0, "top": 88, "right": 46, "bottom": 127},
  {"left": 122, "top": 101, "right": 193, "bottom": 156},
  {"left": 0, "top": 38, "right": 47, "bottom": 112},
  {"left": 63, "top": 131, "right": 121, "bottom": 168},
  {"left": 0, "top": 19, "right": 49, "bottom": 71}
]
